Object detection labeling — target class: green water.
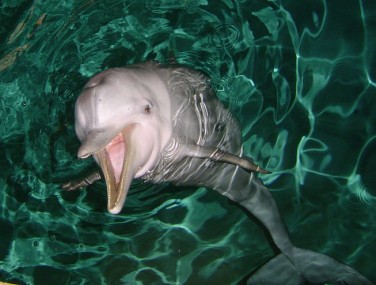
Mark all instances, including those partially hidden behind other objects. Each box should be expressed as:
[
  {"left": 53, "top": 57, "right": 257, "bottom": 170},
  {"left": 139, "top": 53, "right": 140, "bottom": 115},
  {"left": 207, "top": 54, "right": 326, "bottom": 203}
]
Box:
[{"left": 0, "top": 0, "right": 375, "bottom": 284}]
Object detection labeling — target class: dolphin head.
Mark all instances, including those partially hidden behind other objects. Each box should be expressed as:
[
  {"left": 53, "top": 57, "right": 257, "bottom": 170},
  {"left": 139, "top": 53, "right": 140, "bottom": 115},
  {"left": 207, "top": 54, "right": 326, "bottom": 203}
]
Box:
[{"left": 75, "top": 66, "right": 172, "bottom": 214}]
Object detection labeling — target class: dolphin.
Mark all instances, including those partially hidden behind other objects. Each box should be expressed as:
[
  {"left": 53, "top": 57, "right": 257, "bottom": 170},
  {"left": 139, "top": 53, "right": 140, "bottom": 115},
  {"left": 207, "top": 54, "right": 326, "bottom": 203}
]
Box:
[{"left": 63, "top": 62, "right": 373, "bottom": 285}]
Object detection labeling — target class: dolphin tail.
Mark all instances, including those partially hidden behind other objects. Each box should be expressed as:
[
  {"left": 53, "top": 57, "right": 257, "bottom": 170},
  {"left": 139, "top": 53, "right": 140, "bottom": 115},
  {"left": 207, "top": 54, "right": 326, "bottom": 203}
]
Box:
[
  {"left": 246, "top": 247, "right": 374, "bottom": 285},
  {"left": 210, "top": 166, "right": 373, "bottom": 285}
]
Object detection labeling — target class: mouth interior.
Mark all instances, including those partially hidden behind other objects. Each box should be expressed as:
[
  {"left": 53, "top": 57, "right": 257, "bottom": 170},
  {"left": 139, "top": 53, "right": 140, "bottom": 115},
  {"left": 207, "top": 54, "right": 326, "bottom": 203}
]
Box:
[
  {"left": 96, "top": 128, "right": 135, "bottom": 214},
  {"left": 106, "top": 133, "right": 126, "bottom": 184}
]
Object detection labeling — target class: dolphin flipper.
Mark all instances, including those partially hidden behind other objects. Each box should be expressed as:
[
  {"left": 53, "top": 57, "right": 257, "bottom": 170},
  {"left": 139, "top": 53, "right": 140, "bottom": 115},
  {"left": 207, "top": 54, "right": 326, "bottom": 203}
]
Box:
[
  {"left": 247, "top": 248, "right": 374, "bottom": 285},
  {"left": 62, "top": 171, "right": 101, "bottom": 191},
  {"left": 184, "top": 144, "right": 271, "bottom": 174}
]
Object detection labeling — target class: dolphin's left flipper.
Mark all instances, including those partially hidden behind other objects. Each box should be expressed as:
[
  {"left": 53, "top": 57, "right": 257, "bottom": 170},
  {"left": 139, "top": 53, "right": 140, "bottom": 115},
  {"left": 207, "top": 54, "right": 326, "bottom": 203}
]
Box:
[{"left": 185, "top": 144, "right": 271, "bottom": 174}]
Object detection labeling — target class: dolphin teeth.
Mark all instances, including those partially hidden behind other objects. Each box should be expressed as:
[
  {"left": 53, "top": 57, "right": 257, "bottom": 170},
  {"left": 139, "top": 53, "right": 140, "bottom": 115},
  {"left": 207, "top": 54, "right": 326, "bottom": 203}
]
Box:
[
  {"left": 94, "top": 131, "right": 127, "bottom": 213},
  {"left": 93, "top": 127, "right": 137, "bottom": 214},
  {"left": 95, "top": 148, "right": 117, "bottom": 210}
]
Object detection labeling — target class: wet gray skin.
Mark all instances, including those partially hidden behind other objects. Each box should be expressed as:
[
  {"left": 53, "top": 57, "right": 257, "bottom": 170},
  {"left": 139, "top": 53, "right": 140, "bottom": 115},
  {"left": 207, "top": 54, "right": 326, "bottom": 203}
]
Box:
[{"left": 63, "top": 62, "right": 374, "bottom": 285}]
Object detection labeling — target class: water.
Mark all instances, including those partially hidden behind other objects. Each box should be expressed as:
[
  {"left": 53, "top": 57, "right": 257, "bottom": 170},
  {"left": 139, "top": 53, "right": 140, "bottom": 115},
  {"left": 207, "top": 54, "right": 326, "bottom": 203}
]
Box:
[{"left": 0, "top": 0, "right": 375, "bottom": 284}]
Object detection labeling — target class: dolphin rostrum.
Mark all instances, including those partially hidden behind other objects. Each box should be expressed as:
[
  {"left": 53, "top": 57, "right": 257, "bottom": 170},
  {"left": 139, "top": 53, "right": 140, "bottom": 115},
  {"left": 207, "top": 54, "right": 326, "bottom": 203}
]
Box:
[{"left": 63, "top": 62, "right": 373, "bottom": 285}]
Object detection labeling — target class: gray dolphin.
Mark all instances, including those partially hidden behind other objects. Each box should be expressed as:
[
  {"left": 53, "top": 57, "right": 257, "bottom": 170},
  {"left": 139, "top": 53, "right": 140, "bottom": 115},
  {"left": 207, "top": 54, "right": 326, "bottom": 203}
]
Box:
[{"left": 63, "top": 62, "right": 373, "bottom": 285}]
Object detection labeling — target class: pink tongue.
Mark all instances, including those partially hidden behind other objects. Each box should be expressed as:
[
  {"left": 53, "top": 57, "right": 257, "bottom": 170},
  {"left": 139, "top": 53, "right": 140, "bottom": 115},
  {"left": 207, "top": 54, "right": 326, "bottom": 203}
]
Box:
[{"left": 106, "top": 139, "right": 125, "bottom": 184}]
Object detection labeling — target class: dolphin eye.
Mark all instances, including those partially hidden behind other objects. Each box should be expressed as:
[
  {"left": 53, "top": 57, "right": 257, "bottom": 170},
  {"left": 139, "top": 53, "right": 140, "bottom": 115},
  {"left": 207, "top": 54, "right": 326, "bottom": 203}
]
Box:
[{"left": 144, "top": 104, "right": 151, "bottom": 113}]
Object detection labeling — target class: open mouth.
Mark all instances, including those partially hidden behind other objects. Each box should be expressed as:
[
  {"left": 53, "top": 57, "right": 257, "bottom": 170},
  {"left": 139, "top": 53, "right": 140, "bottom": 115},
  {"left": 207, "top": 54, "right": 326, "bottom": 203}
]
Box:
[{"left": 95, "top": 127, "right": 136, "bottom": 214}]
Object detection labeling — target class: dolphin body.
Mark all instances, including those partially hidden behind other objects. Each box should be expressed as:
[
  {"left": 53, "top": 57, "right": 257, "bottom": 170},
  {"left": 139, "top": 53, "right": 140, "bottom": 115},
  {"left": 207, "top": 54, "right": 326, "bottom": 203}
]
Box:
[{"left": 64, "top": 62, "right": 373, "bottom": 285}]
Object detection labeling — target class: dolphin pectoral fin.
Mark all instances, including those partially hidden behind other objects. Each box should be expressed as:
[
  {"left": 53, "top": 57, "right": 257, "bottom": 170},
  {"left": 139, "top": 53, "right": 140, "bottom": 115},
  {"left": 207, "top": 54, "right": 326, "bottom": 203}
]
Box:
[
  {"left": 246, "top": 247, "right": 375, "bottom": 285},
  {"left": 62, "top": 171, "right": 102, "bottom": 191},
  {"left": 185, "top": 144, "right": 271, "bottom": 174}
]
